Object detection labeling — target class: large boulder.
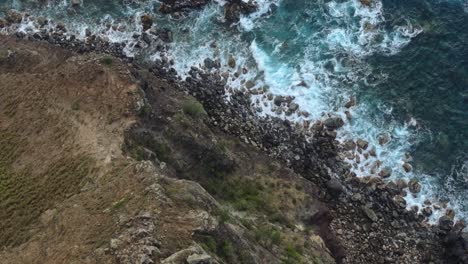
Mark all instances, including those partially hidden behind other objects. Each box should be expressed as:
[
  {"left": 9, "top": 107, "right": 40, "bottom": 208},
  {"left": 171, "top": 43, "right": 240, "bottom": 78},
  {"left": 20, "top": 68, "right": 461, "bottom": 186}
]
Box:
[
  {"left": 6, "top": 10, "right": 22, "bottom": 24},
  {"left": 323, "top": 117, "right": 345, "bottom": 130},
  {"left": 224, "top": 0, "right": 257, "bottom": 24},
  {"left": 408, "top": 179, "right": 421, "bottom": 194},
  {"left": 159, "top": 0, "right": 209, "bottom": 13},
  {"left": 141, "top": 14, "right": 153, "bottom": 31}
]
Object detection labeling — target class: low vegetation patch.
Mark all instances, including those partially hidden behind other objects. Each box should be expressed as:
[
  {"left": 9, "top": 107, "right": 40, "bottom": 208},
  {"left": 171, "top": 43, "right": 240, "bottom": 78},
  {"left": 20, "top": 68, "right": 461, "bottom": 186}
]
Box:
[{"left": 182, "top": 98, "right": 206, "bottom": 118}]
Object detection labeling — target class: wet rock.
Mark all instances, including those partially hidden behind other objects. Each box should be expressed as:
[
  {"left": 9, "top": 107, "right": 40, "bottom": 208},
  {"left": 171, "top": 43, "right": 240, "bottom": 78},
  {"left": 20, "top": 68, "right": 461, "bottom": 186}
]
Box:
[
  {"left": 344, "top": 110, "right": 352, "bottom": 120},
  {"left": 439, "top": 215, "right": 454, "bottom": 231},
  {"left": 395, "top": 179, "right": 408, "bottom": 190},
  {"left": 343, "top": 140, "right": 356, "bottom": 151},
  {"left": 403, "top": 162, "right": 412, "bottom": 173},
  {"left": 6, "top": 10, "right": 22, "bottom": 24},
  {"left": 159, "top": 0, "right": 209, "bottom": 13},
  {"left": 245, "top": 80, "right": 255, "bottom": 89},
  {"left": 408, "top": 179, "right": 421, "bottom": 194},
  {"left": 0, "top": 18, "right": 7, "bottom": 28},
  {"left": 360, "top": 0, "right": 372, "bottom": 6},
  {"left": 344, "top": 96, "right": 356, "bottom": 108},
  {"left": 228, "top": 55, "right": 236, "bottom": 68},
  {"left": 288, "top": 102, "right": 299, "bottom": 112},
  {"left": 356, "top": 139, "right": 369, "bottom": 150},
  {"left": 36, "top": 17, "right": 48, "bottom": 27},
  {"left": 378, "top": 134, "right": 390, "bottom": 145},
  {"left": 71, "top": 0, "right": 81, "bottom": 7},
  {"left": 378, "top": 168, "right": 392, "bottom": 178},
  {"left": 422, "top": 207, "right": 433, "bottom": 217},
  {"left": 273, "top": 95, "right": 293, "bottom": 106},
  {"left": 323, "top": 117, "right": 344, "bottom": 130},
  {"left": 224, "top": 0, "right": 257, "bottom": 24},
  {"left": 393, "top": 195, "right": 406, "bottom": 208},
  {"left": 311, "top": 121, "right": 324, "bottom": 132},
  {"left": 362, "top": 206, "right": 378, "bottom": 222},
  {"left": 141, "top": 14, "right": 153, "bottom": 31}
]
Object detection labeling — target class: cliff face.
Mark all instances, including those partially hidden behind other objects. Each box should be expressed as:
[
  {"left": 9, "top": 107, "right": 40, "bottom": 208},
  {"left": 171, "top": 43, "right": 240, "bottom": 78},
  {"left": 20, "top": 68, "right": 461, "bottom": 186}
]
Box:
[{"left": 0, "top": 37, "right": 335, "bottom": 264}]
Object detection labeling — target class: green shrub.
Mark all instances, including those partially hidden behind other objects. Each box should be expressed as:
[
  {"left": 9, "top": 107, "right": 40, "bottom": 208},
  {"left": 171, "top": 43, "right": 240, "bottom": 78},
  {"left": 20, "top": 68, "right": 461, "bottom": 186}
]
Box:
[
  {"left": 254, "top": 226, "right": 282, "bottom": 247},
  {"left": 182, "top": 99, "right": 206, "bottom": 118},
  {"left": 100, "top": 56, "right": 113, "bottom": 66}
]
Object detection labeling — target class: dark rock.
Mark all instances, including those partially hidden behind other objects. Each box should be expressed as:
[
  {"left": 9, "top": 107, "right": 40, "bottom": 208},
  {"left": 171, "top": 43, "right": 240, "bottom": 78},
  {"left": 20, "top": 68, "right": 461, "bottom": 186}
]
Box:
[
  {"left": 422, "top": 207, "right": 433, "bottom": 217},
  {"left": 0, "top": 18, "right": 7, "bottom": 28},
  {"left": 159, "top": 0, "right": 209, "bottom": 13},
  {"left": 228, "top": 55, "right": 236, "bottom": 68},
  {"left": 224, "top": 0, "right": 257, "bottom": 24},
  {"left": 408, "top": 179, "right": 421, "bottom": 194},
  {"left": 439, "top": 215, "right": 454, "bottom": 231},
  {"left": 378, "top": 168, "right": 392, "bottom": 178},
  {"left": 362, "top": 206, "right": 378, "bottom": 222},
  {"left": 326, "top": 178, "right": 343, "bottom": 196},
  {"left": 6, "top": 10, "right": 22, "bottom": 24},
  {"left": 403, "top": 162, "right": 412, "bottom": 173},
  {"left": 356, "top": 139, "right": 369, "bottom": 150},
  {"left": 141, "top": 14, "right": 153, "bottom": 31},
  {"left": 288, "top": 102, "right": 299, "bottom": 112},
  {"left": 344, "top": 96, "right": 356, "bottom": 108},
  {"left": 323, "top": 117, "right": 344, "bottom": 130}
]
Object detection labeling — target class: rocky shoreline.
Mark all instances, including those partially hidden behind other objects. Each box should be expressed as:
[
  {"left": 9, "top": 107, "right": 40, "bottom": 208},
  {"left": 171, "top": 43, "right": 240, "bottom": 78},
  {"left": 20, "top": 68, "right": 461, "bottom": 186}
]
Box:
[{"left": 1, "top": 8, "right": 467, "bottom": 264}]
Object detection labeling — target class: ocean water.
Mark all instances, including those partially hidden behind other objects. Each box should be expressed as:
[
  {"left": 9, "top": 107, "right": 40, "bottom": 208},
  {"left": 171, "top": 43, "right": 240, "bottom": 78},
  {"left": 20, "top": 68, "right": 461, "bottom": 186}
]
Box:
[{"left": 1, "top": 0, "right": 467, "bottom": 222}]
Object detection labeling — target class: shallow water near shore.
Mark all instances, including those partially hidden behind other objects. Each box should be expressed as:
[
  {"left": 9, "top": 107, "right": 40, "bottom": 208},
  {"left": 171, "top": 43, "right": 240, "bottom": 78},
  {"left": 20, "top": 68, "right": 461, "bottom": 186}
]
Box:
[{"left": 1, "top": 0, "right": 467, "bottom": 222}]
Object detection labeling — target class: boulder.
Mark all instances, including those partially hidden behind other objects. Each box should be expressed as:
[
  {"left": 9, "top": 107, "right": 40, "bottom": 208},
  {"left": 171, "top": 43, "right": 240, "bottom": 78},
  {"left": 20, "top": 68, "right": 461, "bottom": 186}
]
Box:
[
  {"left": 71, "top": 0, "right": 81, "bottom": 7},
  {"left": 360, "top": 0, "right": 372, "bottom": 6},
  {"left": 362, "top": 206, "right": 378, "bottom": 222},
  {"left": 6, "top": 10, "right": 22, "bottom": 24},
  {"left": 323, "top": 117, "right": 344, "bottom": 130},
  {"left": 343, "top": 140, "right": 356, "bottom": 151},
  {"left": 187, "top": 253, "right": 213, "bottom": 264},
  {"left": 228, "top": 55, "right": 236, "bottom": 68},
  {"left": 344, "top": 96, "right": 356, "bottom": 108},
  {"left": 439, "top": 215, "right": 454, "bottom": 231},
  {"left": 159, "top": 0, "right": 209, "bottom": 13},
  {"left": 403, "top": 162, "right": 412, "bottom": 173},
  {"left": 356, "top": 139, "right": 369, "bottom": 150},
  {"left": 141, "top": 14, "right": 153, "bottom": 31},
  {"left": 288, "top": 102, "right": 299, "bottom": 112},
  {"left": 422, "top": 207, "right": 433, "bottom": 217},
  {"left": 0, "top": 18, "right": 7, "bottom": 28},
  {"left": 378, "top": 168, "right": 392, "bottom": 178},
  {"left": 378, "top": 134, "right": 390, "bottom": 145},
  {"left": 245, "top": 80, "right": 255, "bottom": 89},
  {"left": 326, "top": 178, "right": 343, "bottom": 196},
  {"left": 36, "top": 17, "right": 48, "bottom": 27},
  {"left": 408, "top": 179, "right": 421, "bottom": 194},
  {"left": 224, "top": 0, "right": 257, "bottom": 24}
]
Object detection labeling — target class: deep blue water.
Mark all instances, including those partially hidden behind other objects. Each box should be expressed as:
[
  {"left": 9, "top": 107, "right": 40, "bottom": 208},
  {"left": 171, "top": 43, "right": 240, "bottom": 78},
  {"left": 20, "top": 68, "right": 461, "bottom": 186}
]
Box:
[{"left": 1, "top": 0, "right": 467, "bottom": 219}]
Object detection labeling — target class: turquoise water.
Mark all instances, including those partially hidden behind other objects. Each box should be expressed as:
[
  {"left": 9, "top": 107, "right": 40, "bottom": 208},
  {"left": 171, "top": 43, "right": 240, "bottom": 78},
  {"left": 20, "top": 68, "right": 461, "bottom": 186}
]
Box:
[{"left": 1, "top": 0, "right": 467, "bottom": 220}]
